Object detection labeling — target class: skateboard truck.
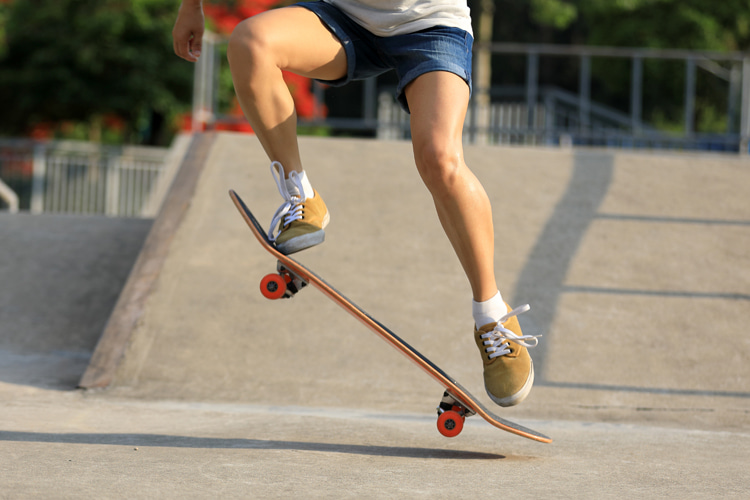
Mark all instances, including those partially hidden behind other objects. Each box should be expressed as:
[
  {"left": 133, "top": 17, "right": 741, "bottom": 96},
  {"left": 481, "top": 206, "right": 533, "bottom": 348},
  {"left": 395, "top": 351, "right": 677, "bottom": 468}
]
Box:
[
  {"left": 436, "top": 391, "right": 476, "bottom": 438},
  {"left": 260, "top": 263, "right": 308, "bottom": 300}
]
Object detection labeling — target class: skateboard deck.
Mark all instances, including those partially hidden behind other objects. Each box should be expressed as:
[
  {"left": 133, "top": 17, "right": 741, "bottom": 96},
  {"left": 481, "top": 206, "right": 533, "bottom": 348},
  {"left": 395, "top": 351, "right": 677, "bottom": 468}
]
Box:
[{"left": 229, "top": 189, "right": 551, "bottom": 443}]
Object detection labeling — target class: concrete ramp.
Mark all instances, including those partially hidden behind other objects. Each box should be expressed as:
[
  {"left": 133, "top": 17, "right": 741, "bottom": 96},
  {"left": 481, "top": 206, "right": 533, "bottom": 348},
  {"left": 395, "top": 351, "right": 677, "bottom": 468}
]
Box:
[
  {"left": 79, "top": 132, "right": 750, "bottom": 429},
  {"left": 0, "top": 213, "right": 151, "bottom": 389}
]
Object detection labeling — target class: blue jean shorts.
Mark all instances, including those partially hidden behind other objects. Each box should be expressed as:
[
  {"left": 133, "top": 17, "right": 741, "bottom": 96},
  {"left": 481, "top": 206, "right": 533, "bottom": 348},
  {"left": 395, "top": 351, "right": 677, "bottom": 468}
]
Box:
[{"left": 296, "top": 1, "right": 473, "bottom": 113}]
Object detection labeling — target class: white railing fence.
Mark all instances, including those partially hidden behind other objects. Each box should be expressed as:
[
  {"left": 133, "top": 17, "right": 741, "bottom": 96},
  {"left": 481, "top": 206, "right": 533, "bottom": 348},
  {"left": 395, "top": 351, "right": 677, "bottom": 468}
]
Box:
[{"left": 0, "top": 139, "right": 172, "bottom": 217}]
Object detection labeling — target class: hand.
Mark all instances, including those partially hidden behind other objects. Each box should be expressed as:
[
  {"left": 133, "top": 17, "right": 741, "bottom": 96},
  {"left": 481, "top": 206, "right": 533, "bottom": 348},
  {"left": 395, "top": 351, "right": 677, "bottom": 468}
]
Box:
[{"left": 173, "top": 1, "right": 205, "bottom": 62}]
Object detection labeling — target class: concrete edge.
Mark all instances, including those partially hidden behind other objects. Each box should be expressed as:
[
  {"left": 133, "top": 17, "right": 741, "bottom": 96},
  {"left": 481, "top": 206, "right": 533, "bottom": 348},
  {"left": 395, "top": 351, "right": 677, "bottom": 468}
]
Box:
[
  {"left": 78, "top": 133, "right": 217, "bottom": 389},
  {"left": 141, "top": 133, "right": 194, "bottom": 218}
]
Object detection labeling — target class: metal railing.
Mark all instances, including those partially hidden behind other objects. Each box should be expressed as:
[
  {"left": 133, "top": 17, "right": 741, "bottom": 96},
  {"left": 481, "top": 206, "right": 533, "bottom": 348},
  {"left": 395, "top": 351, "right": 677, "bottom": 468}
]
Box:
[
  {"left": 0, "top": 139, "right": 169, "bottom": 217},
  {"left": 193, "top": 35, "right": 750, "bottom": 154},
  {"left": 376, "top": 85, "right": 742, "bottom": 152},
  {"left": 468, "top": 43, "right": 749, "bottom": 152},
  {"left": 0, "top": 176, "right": 19, "bottom": 212}
]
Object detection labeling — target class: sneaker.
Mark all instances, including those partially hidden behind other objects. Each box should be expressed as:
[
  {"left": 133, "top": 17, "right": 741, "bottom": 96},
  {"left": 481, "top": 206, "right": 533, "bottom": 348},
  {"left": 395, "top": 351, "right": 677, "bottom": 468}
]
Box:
[
  {"left": 268, "top": 162, "right": 329, "bottom": 255},
  {"left": 474, "top": 303, "right": 539, "bottom": 407}
]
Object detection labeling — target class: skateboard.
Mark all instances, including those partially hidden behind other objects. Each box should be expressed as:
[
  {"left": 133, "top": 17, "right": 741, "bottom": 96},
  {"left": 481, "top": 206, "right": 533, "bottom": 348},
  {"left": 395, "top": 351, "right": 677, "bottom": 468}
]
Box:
[{"left": 229, "top": 189, "right": 551, "bottom": 443}]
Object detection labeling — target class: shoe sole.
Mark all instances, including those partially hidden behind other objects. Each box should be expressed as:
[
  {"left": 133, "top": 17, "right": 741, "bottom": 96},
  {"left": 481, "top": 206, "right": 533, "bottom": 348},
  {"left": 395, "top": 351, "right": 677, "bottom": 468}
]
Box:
[
  {"left": 276, "top": 211, "right": 329, "bottom": 255},
  {"left": 487, "top": 360, "right": 535, "bottom": 408},
  {"left": 276, "top": 229, "right": 325, "bottom": 255}
]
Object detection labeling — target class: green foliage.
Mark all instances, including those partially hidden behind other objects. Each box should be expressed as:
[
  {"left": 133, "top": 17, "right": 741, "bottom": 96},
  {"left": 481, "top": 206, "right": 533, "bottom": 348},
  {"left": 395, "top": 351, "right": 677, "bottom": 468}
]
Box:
[
  {"left": 216, "top": 43, "right": 236, "bottom": 116},
  {"left": 529, "top": 0, "right": 577, "bottom": 30},
  {"left": 0, "top": 0, "right": 193, "bottom": 145},
  {"left": 0, "top": 2, "right": 8, "bottom": 59},
  {"left": 526, "top": 0, "right": 750, "bottom": 51}
]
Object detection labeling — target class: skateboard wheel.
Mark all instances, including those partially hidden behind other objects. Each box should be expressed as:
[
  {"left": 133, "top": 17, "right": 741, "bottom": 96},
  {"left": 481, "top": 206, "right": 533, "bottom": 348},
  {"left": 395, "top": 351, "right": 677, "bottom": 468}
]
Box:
[
  {"left": 437, "top": 410, "right": 464, "bottom": 438},
  {"left": 260, "top": 273, "right": 286, "bottom": 300}
]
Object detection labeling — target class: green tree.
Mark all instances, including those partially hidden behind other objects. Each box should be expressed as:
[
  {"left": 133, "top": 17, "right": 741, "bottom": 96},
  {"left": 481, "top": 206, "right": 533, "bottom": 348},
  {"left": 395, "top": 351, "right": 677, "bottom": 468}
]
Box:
[
  {"left": 528, "top": 0, "right": 750, "bottom": 51},
  {"left": 0, "top": 0, "right": 193, "bottom": 145}
]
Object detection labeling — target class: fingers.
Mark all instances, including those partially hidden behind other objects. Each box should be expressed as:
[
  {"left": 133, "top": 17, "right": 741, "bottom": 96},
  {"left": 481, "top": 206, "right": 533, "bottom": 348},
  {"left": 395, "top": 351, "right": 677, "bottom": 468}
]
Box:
[
  {"left": 173, "top": 35, "right": 188, "bottom": 61},
  {"left": 189, "top": 35, "right": 203, "bottom": 60},
  {"left": 173, "top": 28, "right": 202, "bottom": 62},
  {"left": 172, "top": 3, "right": 205, "bottom": 62}
]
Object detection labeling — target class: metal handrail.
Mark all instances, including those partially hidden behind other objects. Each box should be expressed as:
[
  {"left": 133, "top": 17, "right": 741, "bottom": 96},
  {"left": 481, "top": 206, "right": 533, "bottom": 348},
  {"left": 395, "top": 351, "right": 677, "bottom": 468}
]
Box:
[
  {"left": 477, "top": 42, "right": 748, "bottom": 61},
  {"left": 0, "top": 176, "right": 19, "bottom": 213}
]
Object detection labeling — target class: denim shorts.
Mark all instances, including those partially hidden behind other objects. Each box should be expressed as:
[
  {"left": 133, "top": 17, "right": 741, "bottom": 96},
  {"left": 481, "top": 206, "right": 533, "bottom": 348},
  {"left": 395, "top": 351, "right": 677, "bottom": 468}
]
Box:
[{"left": 296, "top": 1, "right": 473, "bottom": 113}]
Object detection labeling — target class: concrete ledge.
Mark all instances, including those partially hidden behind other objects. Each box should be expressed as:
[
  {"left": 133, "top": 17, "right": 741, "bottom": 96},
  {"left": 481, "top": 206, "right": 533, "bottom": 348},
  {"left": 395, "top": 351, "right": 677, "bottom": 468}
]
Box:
[{"left": 78, "top": 133, "right": 216, "bottom": 389}]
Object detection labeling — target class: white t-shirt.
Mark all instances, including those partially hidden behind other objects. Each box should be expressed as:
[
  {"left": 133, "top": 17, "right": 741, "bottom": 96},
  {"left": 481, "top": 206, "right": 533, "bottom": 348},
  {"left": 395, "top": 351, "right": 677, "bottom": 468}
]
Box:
[{"left": 322, "top": 0, "right": 473, "bottom": 37}]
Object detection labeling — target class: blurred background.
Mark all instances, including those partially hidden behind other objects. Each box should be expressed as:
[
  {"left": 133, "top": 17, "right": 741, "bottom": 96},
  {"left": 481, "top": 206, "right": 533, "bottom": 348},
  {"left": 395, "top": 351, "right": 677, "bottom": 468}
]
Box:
[{"left": 1, "top": 0, "right": 749, "bottom": 214}]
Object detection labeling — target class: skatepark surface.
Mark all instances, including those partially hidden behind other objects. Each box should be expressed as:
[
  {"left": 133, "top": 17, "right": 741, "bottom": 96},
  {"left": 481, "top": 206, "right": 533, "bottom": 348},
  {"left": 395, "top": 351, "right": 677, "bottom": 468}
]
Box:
[{"left": 2, "top": 133, "right": 749, "bottom": 497}]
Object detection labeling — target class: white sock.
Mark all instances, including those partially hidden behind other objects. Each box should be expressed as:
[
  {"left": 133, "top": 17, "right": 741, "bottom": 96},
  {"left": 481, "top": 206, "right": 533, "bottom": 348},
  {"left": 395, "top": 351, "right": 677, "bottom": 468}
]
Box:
[
  {"left": 285, "top": 171, "right": 315, "bottom": 199},
  {"left": 472, "top": 291, "right": 509, "bottom": 329}
]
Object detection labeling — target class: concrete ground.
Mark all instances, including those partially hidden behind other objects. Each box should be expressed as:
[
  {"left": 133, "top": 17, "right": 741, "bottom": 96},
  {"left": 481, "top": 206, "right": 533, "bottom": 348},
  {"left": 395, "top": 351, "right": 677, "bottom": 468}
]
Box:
[{"left": 1, "top": 133, "right": 749, "bottom": 498}]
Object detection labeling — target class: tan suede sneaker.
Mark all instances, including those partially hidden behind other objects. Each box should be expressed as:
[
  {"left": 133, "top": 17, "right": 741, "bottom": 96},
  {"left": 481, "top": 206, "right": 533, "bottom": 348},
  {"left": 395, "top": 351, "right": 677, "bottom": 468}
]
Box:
[
  {"left": 268, "top": 162, "right": 329, "bottom": 255},
  {"left": 474, "top": 303, "right": 539, "bottom": 407},
  {"left": 274, "top": 189, "right": 329, "bottom": 255}
]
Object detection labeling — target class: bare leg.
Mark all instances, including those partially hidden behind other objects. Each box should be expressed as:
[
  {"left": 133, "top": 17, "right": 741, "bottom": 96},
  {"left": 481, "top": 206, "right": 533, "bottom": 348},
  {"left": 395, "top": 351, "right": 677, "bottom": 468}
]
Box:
[
  {"left": 227, "top": 7, "right": 347, "bottom": 175},
  {"left": 405, "top": 72, "right": 498, "bottom": 302}
]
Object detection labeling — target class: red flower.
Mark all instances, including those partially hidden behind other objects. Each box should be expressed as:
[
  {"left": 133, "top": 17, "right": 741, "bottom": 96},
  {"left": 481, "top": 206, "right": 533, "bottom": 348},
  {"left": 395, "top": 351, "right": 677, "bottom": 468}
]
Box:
[{"left": 29, "top": 122, "right": 54, "bottom": 140}]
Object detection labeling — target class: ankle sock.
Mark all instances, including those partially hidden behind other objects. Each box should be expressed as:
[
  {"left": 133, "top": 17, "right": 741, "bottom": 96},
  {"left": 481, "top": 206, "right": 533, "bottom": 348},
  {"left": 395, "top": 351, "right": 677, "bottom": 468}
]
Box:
[
  {"left": 472, "top": 291, "right": 509, "bottom": 329},
  {"left": 285, "top": 171, "right": 315, "bottom": 199}
]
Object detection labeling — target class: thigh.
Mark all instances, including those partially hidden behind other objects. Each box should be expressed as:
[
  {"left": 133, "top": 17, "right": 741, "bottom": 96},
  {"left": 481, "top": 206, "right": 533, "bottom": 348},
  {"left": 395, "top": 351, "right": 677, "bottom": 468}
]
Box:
[
  {"left": 405, "top": 71, "right": 470, "bottom": 153},
  {"left": 231, "top": 6, "right": 347, "bottom": 81}
]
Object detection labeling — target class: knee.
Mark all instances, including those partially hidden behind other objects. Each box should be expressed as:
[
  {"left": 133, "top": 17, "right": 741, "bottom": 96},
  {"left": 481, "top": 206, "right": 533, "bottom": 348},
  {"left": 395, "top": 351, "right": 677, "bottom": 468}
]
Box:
[
  {"left": 414, "top": 143, "right": 464, "bottom": 194},
  {"left": 227, "top": 18, "right": 272, "bottom": 69}
]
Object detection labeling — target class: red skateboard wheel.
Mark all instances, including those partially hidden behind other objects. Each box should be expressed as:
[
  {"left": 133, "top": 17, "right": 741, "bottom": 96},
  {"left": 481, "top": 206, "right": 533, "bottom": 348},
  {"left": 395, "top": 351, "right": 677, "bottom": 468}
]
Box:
[
  {"left": 437, "top": 410, "right": 464, "bottom": 438},
  {"left": 260, "top": 273, "right": 286, "bottom": 300}
]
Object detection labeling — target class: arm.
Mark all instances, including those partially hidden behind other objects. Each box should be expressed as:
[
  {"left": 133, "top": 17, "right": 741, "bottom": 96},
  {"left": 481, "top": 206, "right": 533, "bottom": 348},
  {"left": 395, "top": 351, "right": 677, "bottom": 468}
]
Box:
[{"left": 173, "top": 0, "right": 205, "bottom": 62}]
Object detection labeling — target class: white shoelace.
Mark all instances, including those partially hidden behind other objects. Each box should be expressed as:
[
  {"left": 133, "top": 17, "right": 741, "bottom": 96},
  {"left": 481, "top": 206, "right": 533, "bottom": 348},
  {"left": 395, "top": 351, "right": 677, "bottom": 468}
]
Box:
[
  {"left": 268, "top": 161, "right": 307, "bottom": 242},
  {"left": 480, "top": 304, "right": 540, "bottom": 359}
]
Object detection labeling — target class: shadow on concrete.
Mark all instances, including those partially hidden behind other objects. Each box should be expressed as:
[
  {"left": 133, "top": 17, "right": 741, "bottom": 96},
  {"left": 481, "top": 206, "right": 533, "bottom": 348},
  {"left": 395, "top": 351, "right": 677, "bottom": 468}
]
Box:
[
  {"left": 0, "top": 431, "right": 506, "bottom": 460},
  {"left": 513, "top": 151, "right": 615, "bottom": 382},
  {"left": 511, "top": 150, "right": 750, "bottom": 400}
]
